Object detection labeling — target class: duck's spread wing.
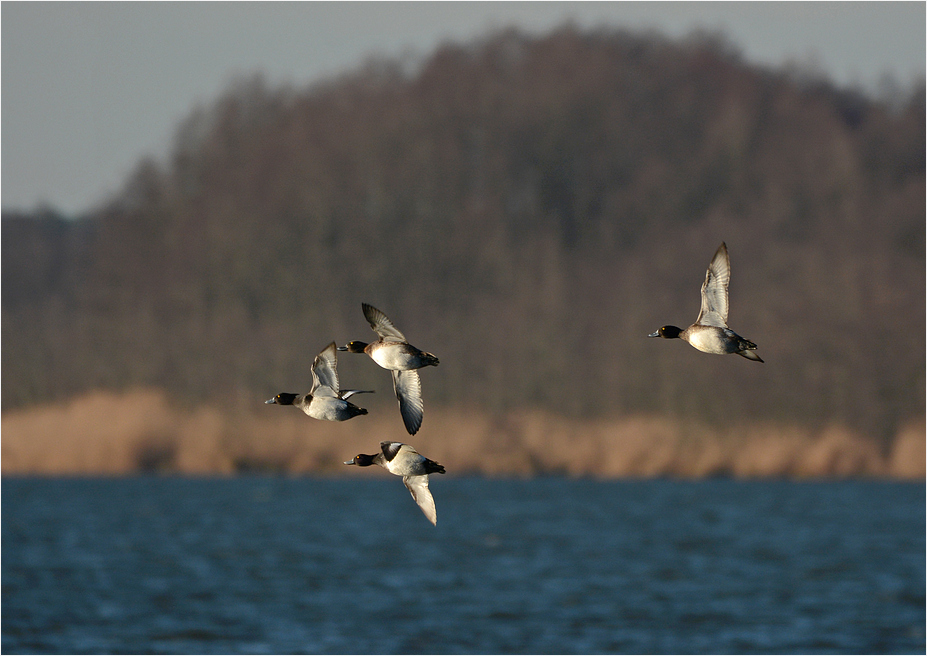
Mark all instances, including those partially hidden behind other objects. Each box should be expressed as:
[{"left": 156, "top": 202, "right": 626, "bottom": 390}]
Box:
[
  {"left": 380, "top": 441, "right": 405, "bottom": 462},
  {"left": 340, "top": 389, "right": 373, "bottom": 400},
  {"left": 362, "top": 303, "right": 408, "bottom": 343},
  {"left": 402, "top": 474, "right": 437, "bottom": 525},
  {"left": 696, "top": 242, "right": 731, "bottom": 327},
  {"left": 392, "top": 369, "right": 424, "bottom": 435},
  {"left": 310, "top": 342, "right": 340, "bottom": 397}
]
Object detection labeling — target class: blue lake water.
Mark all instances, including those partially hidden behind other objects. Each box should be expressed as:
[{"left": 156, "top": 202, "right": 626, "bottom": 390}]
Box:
[{"left": 2, "top": 477, "right": 924, "bottom": 654}]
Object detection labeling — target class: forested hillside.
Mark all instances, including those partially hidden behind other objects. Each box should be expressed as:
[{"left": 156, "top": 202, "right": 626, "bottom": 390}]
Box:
[{"left": 4, "top": 27, "right": 924, "bottom": 445}]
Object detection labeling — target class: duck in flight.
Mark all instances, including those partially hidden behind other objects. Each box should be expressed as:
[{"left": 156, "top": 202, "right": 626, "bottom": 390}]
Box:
[
  {"left": 648, "top": 242, "right": 763, "bottom": 362},
  {"left": 338, "top": 303, "right": 439, "bottom": 435},
  {"left": 265, "top": 342, "right": 373, "bottom": 420},
  {"left": 344, "top": 441, "right": 446, "bottom": 526}
]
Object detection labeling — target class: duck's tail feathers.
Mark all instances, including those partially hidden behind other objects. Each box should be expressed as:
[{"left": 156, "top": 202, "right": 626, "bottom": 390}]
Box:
[{"left": 425, "top": 458, "right": 446, "bottom": 475}]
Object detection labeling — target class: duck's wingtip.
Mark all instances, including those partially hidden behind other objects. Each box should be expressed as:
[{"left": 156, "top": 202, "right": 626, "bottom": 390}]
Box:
[
  {"left": 403, "top": 410, "right": 423, "bottom": 435},
  {"left": 738, "top": 350, "right": 764, "bottom": 363}
]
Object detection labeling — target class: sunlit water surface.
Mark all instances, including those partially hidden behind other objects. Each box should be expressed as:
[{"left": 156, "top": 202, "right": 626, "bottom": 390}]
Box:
[{"left": 3, "top": 477, "right": 924, "bottom": 654}]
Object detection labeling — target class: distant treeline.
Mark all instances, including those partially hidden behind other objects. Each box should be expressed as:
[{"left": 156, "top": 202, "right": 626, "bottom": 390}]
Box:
[{"left": 3, "top": 26, "right": 924, "bottom": 442}]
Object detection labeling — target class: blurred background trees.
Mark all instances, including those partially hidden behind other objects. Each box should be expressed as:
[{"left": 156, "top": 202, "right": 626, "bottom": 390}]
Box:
[{"left": 3, "top": 27, "right": 924, "bottom": 443}]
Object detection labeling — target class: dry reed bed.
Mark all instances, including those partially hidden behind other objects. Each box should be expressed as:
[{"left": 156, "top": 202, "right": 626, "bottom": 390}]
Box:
[{"left": 2, "top": 389, "right": 923, "bottom": 479}]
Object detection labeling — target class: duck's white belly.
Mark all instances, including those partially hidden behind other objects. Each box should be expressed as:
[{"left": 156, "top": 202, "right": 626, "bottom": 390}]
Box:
[
  {"left": 387, "top": 455, "right": 424, "bottom": 477},
  {"left": 306, "top": 397, "right": 352, "bottom": 421},
  {"left": 370, "top": 346, "right": 415, "bottom": 370},
  {"left": 685, "top": 328, "right": 733, "bottom": 355}
]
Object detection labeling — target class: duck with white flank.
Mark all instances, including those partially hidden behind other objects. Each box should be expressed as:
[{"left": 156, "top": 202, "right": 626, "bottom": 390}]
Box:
[
  {"left": 649, "top": 242, "right": 763, "bottom": 362},
  {"left": 344, "top": 441, "right": 446, "bottom": 525},
  {"left": 265, "top": 342, "right": 373, "bottom": 420},
  {"left": 338, "top": 303, "right": 439, "bottom": 435}
]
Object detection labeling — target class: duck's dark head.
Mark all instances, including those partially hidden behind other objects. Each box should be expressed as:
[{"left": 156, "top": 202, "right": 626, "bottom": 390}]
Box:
[
  {"left": 337, "top": 341, "right": 369, "bottom": 354},
  {"left": 344, "top": 453, "right": 377, "bottom": 467},
  {"left": 648, "top": 325, "right": 682, "bottom": 339},
  {"left": 265, "top": 393, "right": 298, "bottom": 405}
]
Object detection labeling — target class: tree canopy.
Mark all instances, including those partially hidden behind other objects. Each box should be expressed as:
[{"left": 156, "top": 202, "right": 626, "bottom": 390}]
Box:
[{"left": 4, "top": 27, "right": 924, "bottom": 441}]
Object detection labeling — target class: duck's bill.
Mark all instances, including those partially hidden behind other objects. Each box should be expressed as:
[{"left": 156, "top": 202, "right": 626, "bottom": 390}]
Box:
[
  {"left": 343, "top": 458, "right": 357, "bottom": 465},
  {"left": 647, "top": 330, "right": 660, "bottom": 338},
  {"left": 264, "top": 397, "right": 278, "bottom": 404},
  {"left": 335, "top": 345, "right": 348, "bottom": 351}
]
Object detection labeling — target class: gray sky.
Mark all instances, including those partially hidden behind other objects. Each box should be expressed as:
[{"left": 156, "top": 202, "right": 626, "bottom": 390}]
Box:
[{"left": 3, "top": 2, "right": 924, "bottom": 216}]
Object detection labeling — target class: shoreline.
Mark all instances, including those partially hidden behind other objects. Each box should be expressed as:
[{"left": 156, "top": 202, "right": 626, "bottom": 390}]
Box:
[{"left": 2, "top": 388, "right": 923, "bottom": 480}]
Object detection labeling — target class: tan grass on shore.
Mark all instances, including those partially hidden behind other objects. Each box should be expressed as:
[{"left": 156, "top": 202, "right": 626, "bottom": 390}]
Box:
[{"left": 1, "top": 388, "right": 923, "bottom": 479}]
